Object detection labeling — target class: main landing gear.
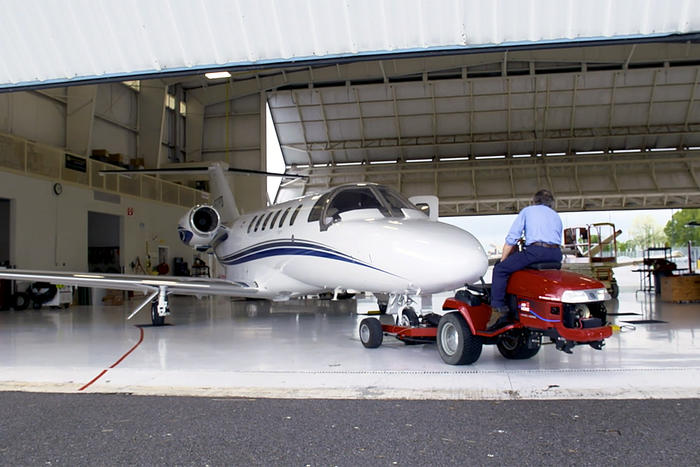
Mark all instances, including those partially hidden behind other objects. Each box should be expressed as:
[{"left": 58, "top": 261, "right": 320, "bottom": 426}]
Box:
[{"left": 147, "top": 286, "right": 170, "bottom": 326}]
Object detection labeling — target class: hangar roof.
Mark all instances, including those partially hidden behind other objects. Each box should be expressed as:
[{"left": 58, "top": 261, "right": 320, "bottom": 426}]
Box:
[
  {"left": 2, "top": 1, "right": 699, "bottom": 215},
  {"left": 2, "top": 0, "right": 699, "bottom": 91}
]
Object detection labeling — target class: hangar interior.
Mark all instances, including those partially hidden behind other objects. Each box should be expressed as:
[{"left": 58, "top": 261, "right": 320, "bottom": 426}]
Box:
[{"left": 0, "top": 1, "right": 699, "bottom": 398}]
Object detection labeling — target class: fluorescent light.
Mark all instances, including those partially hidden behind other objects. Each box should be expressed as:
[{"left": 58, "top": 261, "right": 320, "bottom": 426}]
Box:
[
  {"left": 406, "top": 158, "right": 433, "bottom": 163},
  {"left": 475, "top": 155, "right": 506, "bottom": 160},
  {"left": 205, "top": 71, "right": 231, "bottom": 79},
  {"left": 438, "top": 156, "right": 470, "bottom": 161}
]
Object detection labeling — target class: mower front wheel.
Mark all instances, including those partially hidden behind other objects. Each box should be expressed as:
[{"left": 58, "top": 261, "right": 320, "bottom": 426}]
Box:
[
  {"left": 437, "top": 312, "right": 482, "bottom": 365},
  {"left": 359, "top": 318, "right": 383, "bottom": 348}
]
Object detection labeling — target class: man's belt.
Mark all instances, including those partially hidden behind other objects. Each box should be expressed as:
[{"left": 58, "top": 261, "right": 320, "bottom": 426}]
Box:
[{"left": 528, "top": 241, "right": 560, "bottom": 248}]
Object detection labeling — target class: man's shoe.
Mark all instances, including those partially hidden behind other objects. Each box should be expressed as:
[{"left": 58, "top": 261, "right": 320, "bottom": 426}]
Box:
[{"left": 486, "top": 306, "right": 512, "bottom": 330}]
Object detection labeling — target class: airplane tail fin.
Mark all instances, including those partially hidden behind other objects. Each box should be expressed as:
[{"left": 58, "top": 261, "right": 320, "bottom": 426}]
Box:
[{"left": 208, "top": 163, "right": 239, "bottom": 224}]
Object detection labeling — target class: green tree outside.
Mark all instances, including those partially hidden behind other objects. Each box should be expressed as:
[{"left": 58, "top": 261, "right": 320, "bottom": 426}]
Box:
[
  {"left": 664, "top": 209, "right": 700, "bottom": 247},
  {"left": 629, "top": 214, "right": 667, "bottom": 249}
]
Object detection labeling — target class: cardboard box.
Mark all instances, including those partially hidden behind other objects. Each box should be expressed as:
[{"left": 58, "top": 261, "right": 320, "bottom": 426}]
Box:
[
  {"left": 660, "top": 275, "right": 700, "bottom": 303},
  {"left": 107, "top": 153, "right": 123, "bottom": 165},
  {"left": 129, "top": 158, "right": 145, "bottom": 169},
  {"left": 102, "top": 289, "right": 124, "bottom": 306}
]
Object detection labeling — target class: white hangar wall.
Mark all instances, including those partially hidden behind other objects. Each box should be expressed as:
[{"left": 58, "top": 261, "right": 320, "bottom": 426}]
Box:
[
  {"left": 201, "top": 93, "right": 268, "bottom": 213},
  {"left": 0, "top": 170, "right": 192, "bottom": 272},
  {"left": 0, "top": 85, "right": 138, "bottom": 160},
  {"left": 0, "top": 83, "right": 268, "bottom": 213}
]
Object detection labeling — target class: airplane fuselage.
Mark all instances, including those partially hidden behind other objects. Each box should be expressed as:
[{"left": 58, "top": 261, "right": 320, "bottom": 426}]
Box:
[{"left": 204, "top": 184, "right": 488, "bottom": 300}]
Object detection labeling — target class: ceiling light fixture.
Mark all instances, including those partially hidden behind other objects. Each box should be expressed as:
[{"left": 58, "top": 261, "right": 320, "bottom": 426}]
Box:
[{"left": 205, "top": 71, "right": 231, "bottom": 79}]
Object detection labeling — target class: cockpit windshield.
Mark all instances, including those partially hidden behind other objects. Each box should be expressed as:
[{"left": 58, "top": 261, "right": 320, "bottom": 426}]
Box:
[
  {"left": 327, "top": 187, "right": 384, "bottom": 217},
  {"left": 376, "top": 186, "right": 417, "bottom": 217},
  {"left": 308, "top": 184, "right": 421, "bottom": 230}
]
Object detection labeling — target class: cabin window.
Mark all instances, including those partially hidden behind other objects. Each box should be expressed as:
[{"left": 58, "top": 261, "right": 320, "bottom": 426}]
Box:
[
  {"left": 270, "top": 210, "right": 281, "bottom": 229},
  {"left": 247, "top": 216, "right": 258, "bottom": 234},
  {"left": 261, "top": 211, "right": 274, "bottom": 230},
  {"left": 254, "top": 214, "right": 264, "bottom": 232},
  {"left": 289, "top": 204, "right": 303, "bottom": 225},
  {"left": 278, "top": 207, "right": 291, "bottom": 227}
]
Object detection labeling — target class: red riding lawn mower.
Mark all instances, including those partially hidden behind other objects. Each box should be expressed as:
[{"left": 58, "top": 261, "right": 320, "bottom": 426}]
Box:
[{"left": 359, "top": 262, "right": 613, "bottom": 365}]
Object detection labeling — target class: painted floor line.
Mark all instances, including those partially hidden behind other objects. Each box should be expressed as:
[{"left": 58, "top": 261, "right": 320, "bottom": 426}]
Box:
[{"left": 78, "top": 326, "right": 144, "bottom": 391}]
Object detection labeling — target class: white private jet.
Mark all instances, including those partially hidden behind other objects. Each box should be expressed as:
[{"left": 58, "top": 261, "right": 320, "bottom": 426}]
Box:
[{"left": 0, "top": 163, "right": 488, "bottom": 325}]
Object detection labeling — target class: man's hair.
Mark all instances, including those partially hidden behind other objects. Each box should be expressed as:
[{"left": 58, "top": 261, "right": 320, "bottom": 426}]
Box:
[{"left": 533, "top": 189, "right": 554, "bottom": 208}]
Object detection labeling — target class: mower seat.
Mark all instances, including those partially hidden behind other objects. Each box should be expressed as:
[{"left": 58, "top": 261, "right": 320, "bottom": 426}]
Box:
[{"left": 526, "top": 262, "right": 562, "bottom": 270}]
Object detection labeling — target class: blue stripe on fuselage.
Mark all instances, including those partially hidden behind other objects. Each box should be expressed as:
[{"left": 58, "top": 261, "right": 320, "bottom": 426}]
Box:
[{"left": 217, "top": 239, "right": 395, "bottom": 276}]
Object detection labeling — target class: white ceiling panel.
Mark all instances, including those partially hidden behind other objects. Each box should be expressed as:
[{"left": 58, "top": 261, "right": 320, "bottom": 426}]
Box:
[{"left": 3, "top": 0, "right": 700, "bottom": 90}]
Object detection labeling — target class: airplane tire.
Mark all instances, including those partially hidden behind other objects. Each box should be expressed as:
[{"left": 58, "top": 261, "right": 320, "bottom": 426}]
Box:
[
  {"left": 496, "top": 329, "right": 541, "bottom": 360},
  {"left": 359, "top": 318, "right": 383, "bottom": 348},
  {"left": 398, "top": 307, "right": 419, "bottom": 327},
  {"left": 151, "top": 302, "right": 165, "bottom": 326},
  {"left": 437, "top": 312, "right": 482, "bottom": 365}
]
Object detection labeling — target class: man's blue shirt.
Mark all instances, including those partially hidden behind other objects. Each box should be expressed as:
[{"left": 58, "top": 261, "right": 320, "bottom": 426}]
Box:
[{"left": 505, "top": 205, "right": 562, "bottom": 246}]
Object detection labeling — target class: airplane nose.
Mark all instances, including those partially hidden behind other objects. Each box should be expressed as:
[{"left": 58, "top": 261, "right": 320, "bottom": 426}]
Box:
[
  {"left": 378, "top": 220, "right": 488, "bottom": 293},
  {"left": 425, "top": 223, "right": 488, "bottom": 290}
]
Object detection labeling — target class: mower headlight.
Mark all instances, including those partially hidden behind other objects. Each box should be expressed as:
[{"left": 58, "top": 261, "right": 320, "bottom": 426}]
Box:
[{"left": 561, "top": 288, "right": 611, "bottom": 303}]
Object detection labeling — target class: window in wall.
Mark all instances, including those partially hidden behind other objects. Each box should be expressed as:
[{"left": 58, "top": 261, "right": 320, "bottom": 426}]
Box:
[{"left": 164, "top": 85, "right": 186, "bottom": 163}]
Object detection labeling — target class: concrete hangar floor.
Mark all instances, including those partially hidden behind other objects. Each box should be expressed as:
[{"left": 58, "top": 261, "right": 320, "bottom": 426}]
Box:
[{"left": 0, "top": 266, "right": 698, "bottom": 399}]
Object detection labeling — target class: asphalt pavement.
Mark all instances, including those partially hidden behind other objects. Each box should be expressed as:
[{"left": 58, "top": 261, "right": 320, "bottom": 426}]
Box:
[{"left": 1, "top": 392, "right": 698, "bottom": 466}]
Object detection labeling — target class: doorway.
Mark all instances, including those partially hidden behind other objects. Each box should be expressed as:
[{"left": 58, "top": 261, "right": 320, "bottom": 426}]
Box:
[
  {"left": 0, "top": 198, "right": 10, "bottom": 266},
  {"left": 87, "top": 211, "right": 121, "bottom": 273}
]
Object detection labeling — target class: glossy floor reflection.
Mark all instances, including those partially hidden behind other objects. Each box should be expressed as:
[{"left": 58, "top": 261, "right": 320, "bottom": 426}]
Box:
[{"left": 1, "top": 267, "right": 699, "bottom": 399}]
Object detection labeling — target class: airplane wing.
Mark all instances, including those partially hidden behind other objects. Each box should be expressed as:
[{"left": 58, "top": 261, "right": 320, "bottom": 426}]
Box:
[
  {"left": 0, "top": 269, "right": 259, "bottom": 297},
  {"left": 0, "top": 269, "right": 260, "bottom": 324}
]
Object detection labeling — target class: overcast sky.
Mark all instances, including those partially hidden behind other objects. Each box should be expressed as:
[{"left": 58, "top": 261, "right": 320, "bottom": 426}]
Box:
[{"left": 442, "top": 209, "right": 675, "bottom": 251}]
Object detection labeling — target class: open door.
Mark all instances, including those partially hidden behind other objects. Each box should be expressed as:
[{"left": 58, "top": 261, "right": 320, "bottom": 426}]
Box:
[
  {"left": 0, "top": 198, "right": 11, "bottom": 310},
  {"left": 0, "top": 198, "right": 9, "bottom": 266},
  {"left": 87, "top": 212, "right": 122, "bottom": 274}
]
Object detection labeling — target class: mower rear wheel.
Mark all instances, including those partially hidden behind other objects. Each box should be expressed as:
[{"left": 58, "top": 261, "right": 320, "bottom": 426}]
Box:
[
  {"left": 497, "top": 329, "right": 540, "bottom": 360},
  {"left": 437, "top": 312, "right": 482, "bottom": 365},
  {"left": 359, "top": 318, "right": 383, "bottom": 348}
]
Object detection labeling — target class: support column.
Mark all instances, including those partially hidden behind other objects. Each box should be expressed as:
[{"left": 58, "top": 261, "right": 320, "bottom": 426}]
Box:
[
  {"left": 185, "top": 95, "right": 204, "bottom": 162},
  {"left": 66, "top": 85, "right": 97, "bottom": 156},
  {"left": 138, "top": 81, "right": 167, "bottom": 168}
]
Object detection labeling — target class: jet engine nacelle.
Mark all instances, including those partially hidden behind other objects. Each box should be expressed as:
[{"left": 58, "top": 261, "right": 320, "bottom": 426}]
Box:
[{"left": 178, "top": 205, "right": 221, "bottom": 249}]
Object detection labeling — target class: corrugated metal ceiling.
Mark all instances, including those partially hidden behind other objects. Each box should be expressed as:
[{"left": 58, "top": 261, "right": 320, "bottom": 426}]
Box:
[{"left": 1, "top": 0, "right": 699, "bottom": 90}]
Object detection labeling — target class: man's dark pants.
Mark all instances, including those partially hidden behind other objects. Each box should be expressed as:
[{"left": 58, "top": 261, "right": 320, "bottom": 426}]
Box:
[{"left": 490, "top": 245, "right": 563, "bottom": 308}]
